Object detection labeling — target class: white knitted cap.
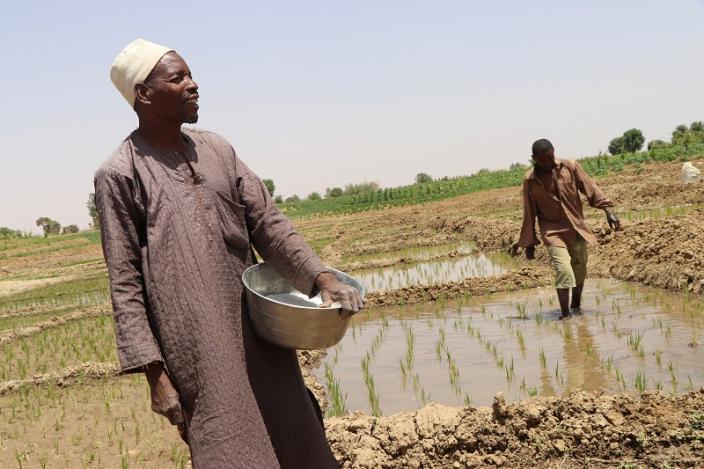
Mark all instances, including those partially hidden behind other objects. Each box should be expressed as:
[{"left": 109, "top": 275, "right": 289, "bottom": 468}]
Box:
[{"left": 110, "top": 38, "right": 173, "bottom": 107}]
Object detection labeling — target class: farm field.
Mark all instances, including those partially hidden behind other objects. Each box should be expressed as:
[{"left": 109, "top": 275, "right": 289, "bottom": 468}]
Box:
[{"left": 2, "top": 159, "right": 704, "bottom": 468}]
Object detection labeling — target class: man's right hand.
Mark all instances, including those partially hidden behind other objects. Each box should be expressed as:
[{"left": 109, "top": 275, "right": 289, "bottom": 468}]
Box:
[
  {"left": 144, "top": 363, "right": 187, "bottom": 441},
  {"left": 509, "top": 243, "right": 536, "bottom": 260}
]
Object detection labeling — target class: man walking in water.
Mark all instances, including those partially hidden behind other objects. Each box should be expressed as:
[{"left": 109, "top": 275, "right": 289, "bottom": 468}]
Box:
[
  {"left": 511, "top": 139, "right": 621, "bottom": 318},
  {"left": 96, "top": 39, "right": 363, "bottom": 468}
]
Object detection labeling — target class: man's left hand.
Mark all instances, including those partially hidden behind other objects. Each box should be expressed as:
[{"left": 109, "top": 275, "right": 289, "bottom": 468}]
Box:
[
  {"left": 605, "top": 208, "right": 621, "bottom": 231},
  {"left": 316, "top": 272, "right": 364, "bottom": 317}
]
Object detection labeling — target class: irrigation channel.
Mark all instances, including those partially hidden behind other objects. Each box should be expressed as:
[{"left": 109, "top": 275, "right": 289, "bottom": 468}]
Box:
[{"left": 315, "top": 278, "right": 704, "bottom": 416}]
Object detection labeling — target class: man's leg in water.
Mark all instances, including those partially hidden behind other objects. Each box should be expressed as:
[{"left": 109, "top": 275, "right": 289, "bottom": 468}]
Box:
[
  {"left": 557, "top": 288, "right": 570, "bottom": 317},
  {"left": 548, "top": 246, "right": 577, "bottom": 318},
  {"left": 569, "top": 237, "right": 588, "bottom": 310}
]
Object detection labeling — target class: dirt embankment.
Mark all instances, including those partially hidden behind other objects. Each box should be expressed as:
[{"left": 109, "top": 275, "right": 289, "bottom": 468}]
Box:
[
  {"left": 0, "top": 362, "right": 120, "bottom": 395},
  {"left": 326, "top": 390, "right": 704, "bottom": 468},
  {"left": 591, "top": 210, "right": 704, "bottom": 294},
  {"left": 0, "top": 306, "right": 110, "bottom": 345}
]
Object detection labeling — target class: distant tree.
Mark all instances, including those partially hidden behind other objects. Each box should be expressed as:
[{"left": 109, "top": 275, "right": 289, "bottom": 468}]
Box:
[
  {"left": 262, "top": 179, "right": 275, "bottom": 197},
  {"left": 415, "top": 173, "right": 433, "bottom": 184},
  {"left": 87, "top": 193, "right": 99, "bottom": 229},
  {"left": 62, "top": 225, "right": 79, "bottom": 234},
  {"left": 673, "top": 124, "right": 688, "bottom": 139},
  {"left": 691, "top": 121, "right": 704, "bottom": 132},
  {"left": 608, "top": 136, "right": 624, "bottom": 155},
  {"left": 274, "top": 195, "right": 283, "bottom": 204},
  {"left": 621, "top": 128, "right": 645, "bottom": 153},
  {"left": 647, "top": 139, "right": 668, "bottom": 151},
  {"left": 343, "top": 181, "right": 380, "bottom": 195},
  {"left": 35, "top": 217, "right": 61, "bottom": 237},
  {"left": 284, "top": 195, "right": 300, "bottom": 203},
  {"left": 0, "top": 227, "right": 25, "bottom": 239},
  {"left": 325, "top": 187, "right": 344, "bottom": 198},
  {"left": 307, "top": 192, "right": 322, "bottom": 201},
  {"left": 509, "top": 162, "right": 526, "bottom": 171}
]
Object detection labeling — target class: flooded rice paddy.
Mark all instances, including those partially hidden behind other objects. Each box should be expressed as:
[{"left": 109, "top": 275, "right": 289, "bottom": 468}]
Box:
[
  {"left": 315, "top": 279, "right": 704, "bottom": 416},
  {"left": 348, "top": 242, "right": 519, "bottom": 292}
]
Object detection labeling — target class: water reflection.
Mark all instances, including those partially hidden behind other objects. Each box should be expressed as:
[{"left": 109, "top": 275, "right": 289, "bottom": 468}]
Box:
[{"left": 561, "top": 318, "right": 608, "bottom": 394}]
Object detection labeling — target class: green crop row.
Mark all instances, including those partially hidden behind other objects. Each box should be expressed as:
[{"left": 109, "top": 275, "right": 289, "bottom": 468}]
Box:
[{"left": 280, "top": 143, "right": 704, "bottom": 219}]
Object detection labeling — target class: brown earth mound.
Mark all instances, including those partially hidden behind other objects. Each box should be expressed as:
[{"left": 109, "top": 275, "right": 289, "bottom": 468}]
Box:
[
  {"left": 326, "top": 389, "right": 704, "bottom": 468},
  {"left": 591, "top": 209, "right": 704, "bottom": 294}
]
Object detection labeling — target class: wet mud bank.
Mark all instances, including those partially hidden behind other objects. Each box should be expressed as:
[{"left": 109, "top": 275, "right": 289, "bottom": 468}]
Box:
[{"left": 325, "top": 390, "right": 704, "bottom": 468}]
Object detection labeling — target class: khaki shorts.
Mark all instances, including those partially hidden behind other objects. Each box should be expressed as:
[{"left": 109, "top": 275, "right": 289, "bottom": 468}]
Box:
[{"left": 547, "top": 236, "right": 588, "bottom": 289}]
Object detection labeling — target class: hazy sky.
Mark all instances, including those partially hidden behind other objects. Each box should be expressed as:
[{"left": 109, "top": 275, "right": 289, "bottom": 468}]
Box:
[{"left": 2, "top": 0, "right": 703, "bottom": 233}]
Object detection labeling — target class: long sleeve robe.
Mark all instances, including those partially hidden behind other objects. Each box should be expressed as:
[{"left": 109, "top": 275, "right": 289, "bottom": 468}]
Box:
[
  {"left": 94, "top": 128, "right": 338, "bottom": 469},
  {"left": 517, "top": 158, "right": 613, "bottom": 248}
]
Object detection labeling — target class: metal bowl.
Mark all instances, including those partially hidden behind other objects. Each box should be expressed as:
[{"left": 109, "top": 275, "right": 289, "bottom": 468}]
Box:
[{"left": 242, "top": 263, "right": 365, "bottom": 349}]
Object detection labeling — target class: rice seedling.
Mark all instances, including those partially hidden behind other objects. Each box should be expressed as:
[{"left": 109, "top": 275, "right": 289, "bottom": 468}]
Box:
[
  {"left": 360, "top": 354, "right": 381, "bottom": 416},
  {"left": 445, "top": 350, "right": 460, "bottom": 394},
  {"left": 324, "top": 363, "right": 348, "bottom": 417},
  {"left": 412, "top": 372, "right": 422, "bottom": 395},
  {"left": 653, "top": 379, "right": 663, "bottom": 391},
  {"left": 615, "top": 368, "right": 626, "bottom": 391},
  {"left": 627, "top": 330, "right": 643, "bottom": 351},
  {"left": 435, "top": 340, "right": 443, "bottom": 362},
  {"left": 538, "top": 349, "right": 547, "bottom": 369},
  {"left": 515, "top": 329, "right": 526, "bottom": 354},
  {"left": 533, "top": 313, "right": 545, "bottom": 326},
  {"left": 504, "top": 357, "right": 515, "bottom": 383},
  {"left": 420, "top": 387, "right": 431, "bottom": 406},
  {"left": 634, "top": 371, "right": 647, "bottom": 394},
  {"left": 404, "top": 325, "right": 415, "bottom": 371}
]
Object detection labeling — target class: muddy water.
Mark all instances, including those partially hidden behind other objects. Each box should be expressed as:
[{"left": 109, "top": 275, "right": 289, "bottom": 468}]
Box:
[
  {"left": 315, "top": 279, "right": 704, "bottom": 415},
  {"left": 352, "top": 251, "right": 517, "bottom": 292}
]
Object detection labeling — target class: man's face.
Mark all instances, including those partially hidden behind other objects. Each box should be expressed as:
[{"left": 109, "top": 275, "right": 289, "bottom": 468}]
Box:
[
  {"left": 139, "top": 52, "right": 199, "bottom": 124},
  {"left": 532, "top": 148, "right": 555, "bottom": 171}
]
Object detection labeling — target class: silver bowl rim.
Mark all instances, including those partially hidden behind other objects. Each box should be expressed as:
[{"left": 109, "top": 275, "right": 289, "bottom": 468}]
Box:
[{"left": 241, "top": 264, "right": 365, "bottom": 311}]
